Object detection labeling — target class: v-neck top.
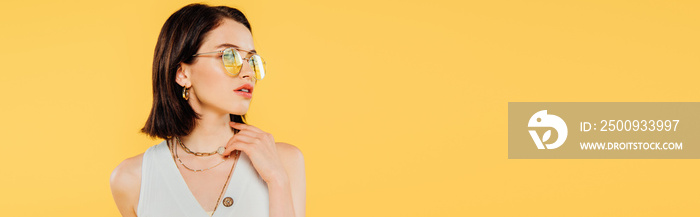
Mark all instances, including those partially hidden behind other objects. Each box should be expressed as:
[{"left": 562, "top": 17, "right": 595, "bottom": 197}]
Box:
[{"left": 137, "top": 140, "right": 270, "bottom": 217}]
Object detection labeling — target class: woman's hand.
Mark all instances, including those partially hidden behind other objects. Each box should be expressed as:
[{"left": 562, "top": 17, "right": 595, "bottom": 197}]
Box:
[{"left": 225, "top": 122, "right": 289, "bottom": 185}]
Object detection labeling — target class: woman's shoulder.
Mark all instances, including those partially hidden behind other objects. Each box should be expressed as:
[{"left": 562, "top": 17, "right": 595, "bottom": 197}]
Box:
[
  {"left": 274, "top": 142, "right": 306, "bottom": 217},
  {"left": 275, "top": 142, "right": 305, "bottom": 182},
  {"left": 276, "top": 142, "right": 302, "bottom": 155},
  {"left": 275, "top": 142, "right": 304, "bottom": 165},
  {"left": 111, "top": 141, "right": 166, "bottom": 183},
  {"left": 110, "top": 153, "right": 144, "bottom": 217},
  {"left": 110, "top": 153, "right": 144, "bottom": 188}
]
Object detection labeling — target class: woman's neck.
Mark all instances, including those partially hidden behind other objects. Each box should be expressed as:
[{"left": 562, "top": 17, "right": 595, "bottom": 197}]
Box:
[{"left": 178, "top": 112, "right": 236, "bottom": 152}]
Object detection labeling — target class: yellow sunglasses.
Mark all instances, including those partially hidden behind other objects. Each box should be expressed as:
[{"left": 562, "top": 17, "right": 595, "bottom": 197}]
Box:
[{"left": 193, "top": 47, "right": 266, "bottom": 80}]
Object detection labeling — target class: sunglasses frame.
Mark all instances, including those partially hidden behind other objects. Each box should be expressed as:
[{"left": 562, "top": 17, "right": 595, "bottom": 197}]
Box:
[{"left": 192, "top": 47, "right": 266, "bottom": 80}]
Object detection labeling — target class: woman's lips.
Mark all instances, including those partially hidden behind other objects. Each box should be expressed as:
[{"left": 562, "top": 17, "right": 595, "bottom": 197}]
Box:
[
  {"left": 233, "top": 83, "right": 254, "bottom": 99},
  {"left": 234, "top": 90, "right": 252, "bottom": 98}
]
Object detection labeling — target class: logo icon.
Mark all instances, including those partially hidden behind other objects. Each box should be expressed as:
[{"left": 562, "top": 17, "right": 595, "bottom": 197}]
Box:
[{"left": 528, "top": 110, "right": 568, "bottom": 149}]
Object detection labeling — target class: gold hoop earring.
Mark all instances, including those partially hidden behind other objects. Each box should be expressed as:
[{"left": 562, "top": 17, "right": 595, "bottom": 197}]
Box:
[{"left": 182, "top": 86, "right": 190, "bottom": 100}]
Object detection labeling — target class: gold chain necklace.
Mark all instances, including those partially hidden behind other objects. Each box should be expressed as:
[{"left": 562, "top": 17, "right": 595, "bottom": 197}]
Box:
[
  {"left": 168, "top": 139, "right": 241, "bottom": 214},
  {"left": 176, "top": 136, "right": 226, "bottom": 156},
  {"left": 174, "top": 139, "right": 230, "bottom": 172},
  {"left": 213, "top": 149, "right": 240, "bottom": 214}
]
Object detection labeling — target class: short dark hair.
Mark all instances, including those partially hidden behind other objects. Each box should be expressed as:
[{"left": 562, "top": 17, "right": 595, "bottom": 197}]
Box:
[{"left": 141, "top": 3, "right": 252, "bottom": 139}]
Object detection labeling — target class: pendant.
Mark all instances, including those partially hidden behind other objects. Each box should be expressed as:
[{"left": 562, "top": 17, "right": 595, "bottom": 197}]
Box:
[{"left": 223, "top": 197, "right": 234, "bottom": 207}]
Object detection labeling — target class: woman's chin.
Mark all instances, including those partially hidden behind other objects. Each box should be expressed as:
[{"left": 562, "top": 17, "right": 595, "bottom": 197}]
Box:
[
  {"left": 226, "top": 103, "right": 250, "bottom": 115},
  {"left": 227, "top": 108, "right": 249, "bottom": 116}
]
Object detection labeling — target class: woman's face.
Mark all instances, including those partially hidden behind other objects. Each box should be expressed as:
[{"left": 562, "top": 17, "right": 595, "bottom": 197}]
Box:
[{"left": 177, "top": 18, "right": 256, "bottom": 116}]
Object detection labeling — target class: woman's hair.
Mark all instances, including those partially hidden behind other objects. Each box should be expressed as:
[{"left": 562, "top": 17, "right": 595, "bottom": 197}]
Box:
[{"left": 141, "top": 3, "right": 252, "bottom": 139}]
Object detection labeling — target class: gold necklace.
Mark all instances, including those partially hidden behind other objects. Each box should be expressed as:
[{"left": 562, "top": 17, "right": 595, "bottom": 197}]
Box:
[
  {"left": 168, "top": 139, "right": 241, "bottom": 214},
  {"left": 176, "top": 136, "right": 226, "bottom": 156},
  {"left": 212, "top": 149, "right": 240, "bottom": 214},
  {"left": 174, "top": 139, "right": 230, "bottom": 172}
]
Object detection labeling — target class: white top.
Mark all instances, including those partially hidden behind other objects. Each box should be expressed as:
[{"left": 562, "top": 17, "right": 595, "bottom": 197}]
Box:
[{"left": 137, "top": 140, "right": 270, "bottom": 217}]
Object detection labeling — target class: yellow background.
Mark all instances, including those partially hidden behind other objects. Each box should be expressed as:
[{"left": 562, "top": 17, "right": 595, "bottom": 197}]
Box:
[{"left": 1, "top": 0, "right": 698, "bottom": 216}]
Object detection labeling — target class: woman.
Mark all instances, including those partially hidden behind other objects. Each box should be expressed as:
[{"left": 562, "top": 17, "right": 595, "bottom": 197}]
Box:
[{"left": 110, "top": 4, "right": 306, "bottom": 217}]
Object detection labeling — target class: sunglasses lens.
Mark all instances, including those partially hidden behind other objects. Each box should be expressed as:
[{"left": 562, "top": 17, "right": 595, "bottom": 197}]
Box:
[
  {"left": 222, "top": 48, "right": 242, "bottom": 76},
  {"left": 250, "top": 55, "right": 266, "bottom": 80}
]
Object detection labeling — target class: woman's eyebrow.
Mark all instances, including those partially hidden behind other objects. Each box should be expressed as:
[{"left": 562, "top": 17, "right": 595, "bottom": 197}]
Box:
[{"left": 215, "top": 43, "right": 257, "bottom": 53}]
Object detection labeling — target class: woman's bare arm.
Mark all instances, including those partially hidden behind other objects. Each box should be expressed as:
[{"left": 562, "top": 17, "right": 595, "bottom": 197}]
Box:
[
  {"left": 271, "top": 142, "right": 306, "bottom": 217},
  {"left": 110, "top": 154, "right": 143, "bottom": 217}
]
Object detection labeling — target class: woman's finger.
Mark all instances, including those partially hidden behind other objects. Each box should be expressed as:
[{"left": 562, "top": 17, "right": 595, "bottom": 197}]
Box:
[
  {"left": 233, "top": 133, "right": 259, "bottom": 144},
  {"left": 223, "top": 133, "right": 258, "bottom": 156},
  {"left": 237, "top": 130, "right": 273, "bottom": 144},
  {"left": 233, "top": 129, "right": 259, "bottom": 139},
  {"left": 230, "top": 122, "right": 264, "bottom": 134}
]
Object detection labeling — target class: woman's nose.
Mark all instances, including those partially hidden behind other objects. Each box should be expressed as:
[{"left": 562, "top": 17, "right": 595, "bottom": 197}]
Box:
[{"left": 238, "top": 60, "right": 255, "bottom": 81}]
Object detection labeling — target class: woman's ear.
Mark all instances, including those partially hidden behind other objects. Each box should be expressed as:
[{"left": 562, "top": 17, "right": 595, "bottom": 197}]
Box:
[{"left": 175, "top": 63, "right": 192, "bottom": 88}]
